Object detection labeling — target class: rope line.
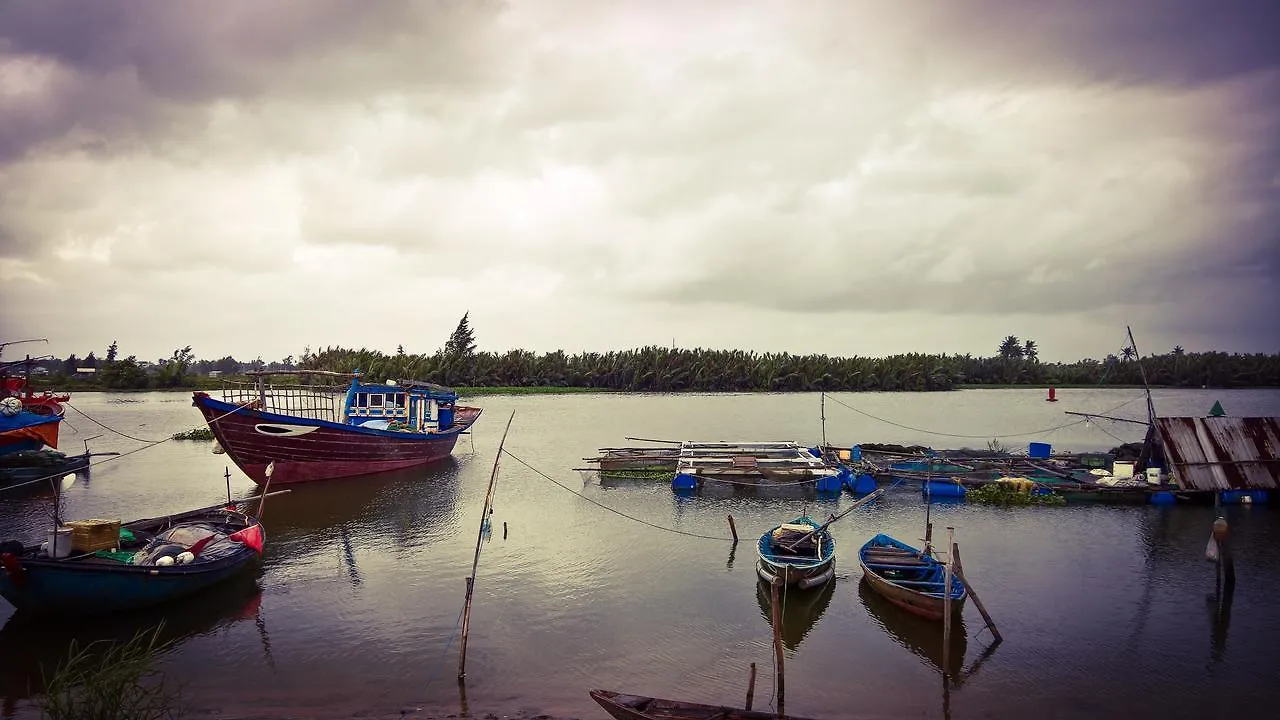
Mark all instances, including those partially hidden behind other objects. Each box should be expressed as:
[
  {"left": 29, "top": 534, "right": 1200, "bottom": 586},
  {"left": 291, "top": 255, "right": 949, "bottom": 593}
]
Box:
[
  {"left": 502, "top": 450, "right": 737, "bottom": 541},
  {"left": 1, "top": 399, "right": 258, "bottom": 495},
  {"left": 62, "top": 402, "right": 169, "bottom": 443},
  {"left": 422, "top": 606, "right": 467, "bottom": 689},
  {"left": 824, "top": 392, "right": 1147, "bottom": 441}
]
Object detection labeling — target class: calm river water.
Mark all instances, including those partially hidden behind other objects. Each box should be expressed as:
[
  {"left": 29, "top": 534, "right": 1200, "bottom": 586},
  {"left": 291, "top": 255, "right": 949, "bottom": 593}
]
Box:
[{"left": 2, "top": 388, "right": 1278, "bottom": 719}]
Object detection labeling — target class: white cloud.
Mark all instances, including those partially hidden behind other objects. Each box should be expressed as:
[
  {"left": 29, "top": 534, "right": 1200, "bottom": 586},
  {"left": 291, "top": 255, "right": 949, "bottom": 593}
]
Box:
[{"left": 0, "top": 1, "right": 1277, "bottom": 362}]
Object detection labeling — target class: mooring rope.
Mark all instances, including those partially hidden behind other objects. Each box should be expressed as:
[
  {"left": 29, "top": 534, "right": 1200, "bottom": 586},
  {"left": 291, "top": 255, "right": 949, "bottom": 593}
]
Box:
[
  {"left": 0, "top": 399, "right": 257, "bottom": 495},
  {"left": 62, "top": 402, "right": 170, "bottom": 443},
  {"left": 502, "top": 449, "right": 737, "bottom": 541}
]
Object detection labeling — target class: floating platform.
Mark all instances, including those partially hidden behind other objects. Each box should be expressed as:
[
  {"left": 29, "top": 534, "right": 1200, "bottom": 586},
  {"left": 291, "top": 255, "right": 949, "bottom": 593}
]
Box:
[{"left": 584, "top": 440, "right": 836, "bottom": 489}]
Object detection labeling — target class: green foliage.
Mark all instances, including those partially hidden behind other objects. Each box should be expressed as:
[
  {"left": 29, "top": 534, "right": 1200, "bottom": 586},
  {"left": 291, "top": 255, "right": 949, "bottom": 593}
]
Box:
[
  {"left": 98, "top": 357, "right": 150, "bottom": 390},
  {"left": 153, "top": 346, "right": 194, "bottom": 388},
  {"left": 444, "top": 312, "right": 477, "bottom": 358},
  {"left": 35, "top": 623, "right": 181, "bottom": 720},
  {"left": 967, "top": 482, "right": 1066, "bottom": 506},
  {"left": 170, "top": 427, "right": 214, "bottom": 441},
  {"left": 105, "top": 341, "right": 118, "bottom": 364}
]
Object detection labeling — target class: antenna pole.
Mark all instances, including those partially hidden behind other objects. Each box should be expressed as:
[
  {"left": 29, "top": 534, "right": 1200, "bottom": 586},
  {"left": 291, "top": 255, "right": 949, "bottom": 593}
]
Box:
[
  {"left": 1126, "top": 325, "right": 1156, "bottom": 425},
  {"left": 820, "top": 392, "right": 827, "bottom": 450}
]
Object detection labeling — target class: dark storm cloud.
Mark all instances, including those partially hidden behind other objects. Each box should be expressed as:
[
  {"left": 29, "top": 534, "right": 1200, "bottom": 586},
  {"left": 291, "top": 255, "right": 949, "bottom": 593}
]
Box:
[{"left": 0, "top": 0, "right": 510, "bottom": 161}]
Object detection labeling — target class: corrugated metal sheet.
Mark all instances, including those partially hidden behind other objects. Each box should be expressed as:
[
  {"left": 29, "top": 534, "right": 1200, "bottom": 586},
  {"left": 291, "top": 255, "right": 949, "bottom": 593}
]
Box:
[{"left": 1156, "top": 416, "right": 1280, "bottom": 491}]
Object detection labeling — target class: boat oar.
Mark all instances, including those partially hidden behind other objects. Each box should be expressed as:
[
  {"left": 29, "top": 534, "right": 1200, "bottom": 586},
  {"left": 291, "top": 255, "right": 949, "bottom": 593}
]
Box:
[{"left": 780, "top": 487, "right": 885, "bottom": 553}]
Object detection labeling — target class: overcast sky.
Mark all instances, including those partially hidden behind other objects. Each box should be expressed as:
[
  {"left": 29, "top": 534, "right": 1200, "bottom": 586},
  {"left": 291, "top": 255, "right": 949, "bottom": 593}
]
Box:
[{"left": 2, "top": 0, "right": 1277, "bottom": 364}]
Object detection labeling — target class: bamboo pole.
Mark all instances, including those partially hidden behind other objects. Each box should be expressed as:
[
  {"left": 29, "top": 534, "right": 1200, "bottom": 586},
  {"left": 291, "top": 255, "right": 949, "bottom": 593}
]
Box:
[
  {"left": 951, "top": 542, "right": 1002, "bottom": 643},
  {"left": 458, "top": 411, "right": 516, "bottom": 681},
  {"left": 770, "top": 575, "right": 786, "bottom": 718},
  {"left": 727, "top": 514, "right": 739, "bottom": 542},
  {"left": 780, "top": 487, "right": 885, "bottom": 552},
  {"left": 745, "top": 662, "right": 757, "bottom": 711},
  {"left": 942, "top": 527, "right": 954, "bottom": 678}
]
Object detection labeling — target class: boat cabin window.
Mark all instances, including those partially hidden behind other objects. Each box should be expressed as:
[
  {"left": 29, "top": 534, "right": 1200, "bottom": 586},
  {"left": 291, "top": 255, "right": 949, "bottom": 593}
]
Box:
[
  {"left": 369, "top": 394, "right": 383, "bottom": 408},
  {"left": 387, "top": 393, "right": 404, "bottom": 409},
  {"left": 355, "top": 393, "right": 368, "bottom": 408}
]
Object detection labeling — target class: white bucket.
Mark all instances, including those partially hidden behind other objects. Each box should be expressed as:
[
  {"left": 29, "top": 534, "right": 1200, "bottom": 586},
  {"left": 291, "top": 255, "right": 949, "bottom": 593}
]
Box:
[
  {"left": 1145, "top": 467, "right": 1161, "bottom": 485},
  {"left": 46, "top": 527, "right": 73, "bottom": 558}
]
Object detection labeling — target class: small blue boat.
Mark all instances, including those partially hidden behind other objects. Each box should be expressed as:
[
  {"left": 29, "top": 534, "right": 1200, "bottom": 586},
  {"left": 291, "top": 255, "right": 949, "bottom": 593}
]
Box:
[
  {"left": 756, "top": 516, "right": 835, "bottom": 589},
  {"left": 0, "top": 506, "right": 265, "bottom": 616},
  {"left": 859, "top": 533, "right": 966, "bottom": 621}
]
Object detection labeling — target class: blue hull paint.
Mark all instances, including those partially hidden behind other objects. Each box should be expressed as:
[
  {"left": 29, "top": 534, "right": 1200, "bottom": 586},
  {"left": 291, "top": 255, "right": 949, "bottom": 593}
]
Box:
[{"left": 0, "top": 551, "right": 261, "bottom": 615}]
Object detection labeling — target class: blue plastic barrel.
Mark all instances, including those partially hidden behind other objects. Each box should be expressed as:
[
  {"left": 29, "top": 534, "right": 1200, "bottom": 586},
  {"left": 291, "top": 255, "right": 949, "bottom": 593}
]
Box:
[
  {"left": 851, "top": 473, "right": 877, "bottom": 495},
  {"left": 924, "top": 479, "right": 966, "bottom": 499},
  {"left": 1150, "top": 491, "right": 1176, "bottom": 505},
  {"left": 1028, "top": 442, "right": 1052, "bottom": 459},
  {"left": 671, "top": 473, "right": 698, "bottom": 492}
]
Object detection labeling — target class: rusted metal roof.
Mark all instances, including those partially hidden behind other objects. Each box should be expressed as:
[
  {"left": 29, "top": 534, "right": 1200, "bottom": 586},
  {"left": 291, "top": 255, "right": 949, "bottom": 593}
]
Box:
[{"left": 1156, "top": 416, "right": 1280, "bottom": 491}]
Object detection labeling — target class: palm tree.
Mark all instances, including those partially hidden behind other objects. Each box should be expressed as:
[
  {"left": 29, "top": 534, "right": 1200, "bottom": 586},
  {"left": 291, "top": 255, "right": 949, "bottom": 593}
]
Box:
[
  {"left": 1022, "top": 340, "right": 1039, "bottom": 362},
  {"left": 998, "top": 336, "right": 1023, "bottom": 359}
]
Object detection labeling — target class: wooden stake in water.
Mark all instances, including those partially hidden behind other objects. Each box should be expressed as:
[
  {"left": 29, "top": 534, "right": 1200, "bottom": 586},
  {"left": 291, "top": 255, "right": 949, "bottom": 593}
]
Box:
[
  {"left": 770, "top": 574, "right": 786, "bottom": 718},
  {"left": 727, "top": 514, "right": 739, "bottom": 543},
  {"left": 745, "top": 662, "right": 757, "bottom": 711},
  {"left": 225, "top": 466, "right": 232, "bottom": 505},
  {"left": 942, "top": 527, "right": 955, "bottom": 678},
  {"left": 458, "top": 411, "right": 516, "bottom": 681},
  {"left": 820, "top": 392, "right": 827, "bottom": 450},
  {"left": 952, "top": 542, "right": 1001, "bottom": 644}
]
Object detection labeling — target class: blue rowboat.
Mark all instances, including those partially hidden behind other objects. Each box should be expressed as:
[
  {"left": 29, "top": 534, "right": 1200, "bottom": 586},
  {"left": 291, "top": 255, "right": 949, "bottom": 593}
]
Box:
[
  {"left": 755, "top": 516, "right": 835, "bottom": 589},
  {"left": 0, "top": 507, "right": 265, "bottom": 616},
  {"left": 859, "top": 533, "right": 966, "bottom": 621}
]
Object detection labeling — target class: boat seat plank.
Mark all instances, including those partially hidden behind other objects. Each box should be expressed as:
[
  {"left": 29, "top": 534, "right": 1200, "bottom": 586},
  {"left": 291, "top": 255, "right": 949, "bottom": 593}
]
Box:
[{"left": 862, "top": 560, "right": 929, "bottom": 568}]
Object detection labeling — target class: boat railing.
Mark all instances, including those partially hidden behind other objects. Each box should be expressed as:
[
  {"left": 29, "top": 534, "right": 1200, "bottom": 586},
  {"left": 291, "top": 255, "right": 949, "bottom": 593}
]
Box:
[{"left": 219, "top": 378, "right": 344, "bottom": 422}]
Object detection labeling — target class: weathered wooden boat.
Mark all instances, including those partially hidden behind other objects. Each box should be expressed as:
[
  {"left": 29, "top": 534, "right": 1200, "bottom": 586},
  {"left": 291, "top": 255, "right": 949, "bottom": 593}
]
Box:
[
  {"left": 0, "top": 449, "right": 89, "bottom": 491},
  {"left": 1, "top": 352, "right": 70, "bottom": 417},
  {"left": 589, "top": 690, "right": 821, "bottom": 720},
  {"left": 192, "top": 371, "right": 482, "bottom": 485},
  {"left": 755, "top": 516, "right": 835, "bottom": 589},
  {"left": 0, "top": 505, "right": 266, "bottom": 615},
  {"left": 859, "top": 533, "right": 966, "bottom": 621}
]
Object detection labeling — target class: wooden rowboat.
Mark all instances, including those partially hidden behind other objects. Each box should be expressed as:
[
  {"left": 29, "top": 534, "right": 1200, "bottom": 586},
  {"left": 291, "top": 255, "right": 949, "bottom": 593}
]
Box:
[
  {"left": 589, "top": 689, "right": 821, "bottom": 720},
  {"left": 755, "top": 516, "right": 835, "bottom": 589},
  {"left": 858, "top": 533, "right": 966, "bottom": 621}
]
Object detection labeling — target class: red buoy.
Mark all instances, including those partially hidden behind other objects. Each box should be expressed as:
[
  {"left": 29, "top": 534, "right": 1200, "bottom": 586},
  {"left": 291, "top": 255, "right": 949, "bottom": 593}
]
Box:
[{"left": 1046, "top": 387, "right": 1058, "bottom": 402}]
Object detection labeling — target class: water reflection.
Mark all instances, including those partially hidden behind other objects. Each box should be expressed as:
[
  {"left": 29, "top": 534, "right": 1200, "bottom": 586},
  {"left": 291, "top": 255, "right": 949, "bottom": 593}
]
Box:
[
  {"left": 858, "top": 577, "right": 968, "bottom": 677},
  {"left": 258, "top": 460, "right": 464, "bottom": 571},
  {"left": 754, "top": 578, "right": 836, "bottom": 652},
  {"left": 0, "top": 573, "right": 264, "bottom": 716}
]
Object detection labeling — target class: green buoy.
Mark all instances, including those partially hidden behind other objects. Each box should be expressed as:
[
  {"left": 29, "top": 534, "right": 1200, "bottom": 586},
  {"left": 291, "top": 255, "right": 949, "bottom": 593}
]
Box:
[{"left": 1209, "top": 400, "right": 1226, "bottom": 417}]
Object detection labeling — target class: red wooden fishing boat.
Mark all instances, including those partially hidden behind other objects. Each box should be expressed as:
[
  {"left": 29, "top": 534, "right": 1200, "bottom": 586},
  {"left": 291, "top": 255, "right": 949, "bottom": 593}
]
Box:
[{"left": 192, "top": 371, "right": 481, "bottom": 485}]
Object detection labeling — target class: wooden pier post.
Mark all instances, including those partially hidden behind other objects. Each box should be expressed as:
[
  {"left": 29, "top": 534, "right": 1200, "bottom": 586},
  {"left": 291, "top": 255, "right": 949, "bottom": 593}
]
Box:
[
  {"left": 745, "top": 662, "right": 757, "bottom": 710},
  {"left": 942, "top": 527, "right": 954, "bottom": 678},
  {"left": 727, "top": 514, "right": 739, "bottom": 543},
  {"left": 770, "top": 575, "right": 786, "bottom": 718},
  {"left": 1213, "top": 516, "right": 1234, "bottom": 590},
  {"left": 951, "top": 543, "right": 1002, "bottom": 643}
]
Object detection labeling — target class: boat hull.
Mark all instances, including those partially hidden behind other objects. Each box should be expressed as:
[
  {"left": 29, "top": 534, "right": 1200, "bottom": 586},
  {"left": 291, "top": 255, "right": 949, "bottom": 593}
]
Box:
[
  {"left": 0, "top": 551, "right": 260, "bottom": 615},
  {"left": 192, "top": 393, "right": 480, "bottom": 485},
  {"left": 0, "top": 513, "right": 264, "bottom": 616},
  {"left": 589, "top": 689, "right": 819, "bottom": 720},
  {"left": 859, "top": 534, "right": 966, "bottom": 622}
]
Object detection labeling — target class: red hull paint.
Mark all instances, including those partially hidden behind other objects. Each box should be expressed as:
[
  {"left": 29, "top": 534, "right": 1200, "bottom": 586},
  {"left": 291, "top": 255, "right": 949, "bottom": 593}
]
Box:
[{"left": 192, "top": 393, "right": 481, "bottom": 485}]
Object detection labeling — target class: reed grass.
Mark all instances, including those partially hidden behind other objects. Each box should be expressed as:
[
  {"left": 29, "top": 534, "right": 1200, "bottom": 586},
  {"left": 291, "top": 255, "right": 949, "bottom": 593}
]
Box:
[{"left": 36, "top": 623, "right": 181, "bottom": 720}]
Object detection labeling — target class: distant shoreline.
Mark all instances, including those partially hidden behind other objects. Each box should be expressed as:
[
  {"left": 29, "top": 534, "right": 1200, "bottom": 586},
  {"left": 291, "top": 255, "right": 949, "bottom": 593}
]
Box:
[{"left": 29, "top": 382, "right": 1277, "bottom": 397}]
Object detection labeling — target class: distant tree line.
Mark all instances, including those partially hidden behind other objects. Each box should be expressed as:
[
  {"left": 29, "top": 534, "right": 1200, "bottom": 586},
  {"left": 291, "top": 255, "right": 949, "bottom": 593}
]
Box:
[
  {"left": 16, "top": 319, "right": 1280, "bottom": 392},
  {"left": 20, "top": 341, "right": 296, "bottom": 390}
]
